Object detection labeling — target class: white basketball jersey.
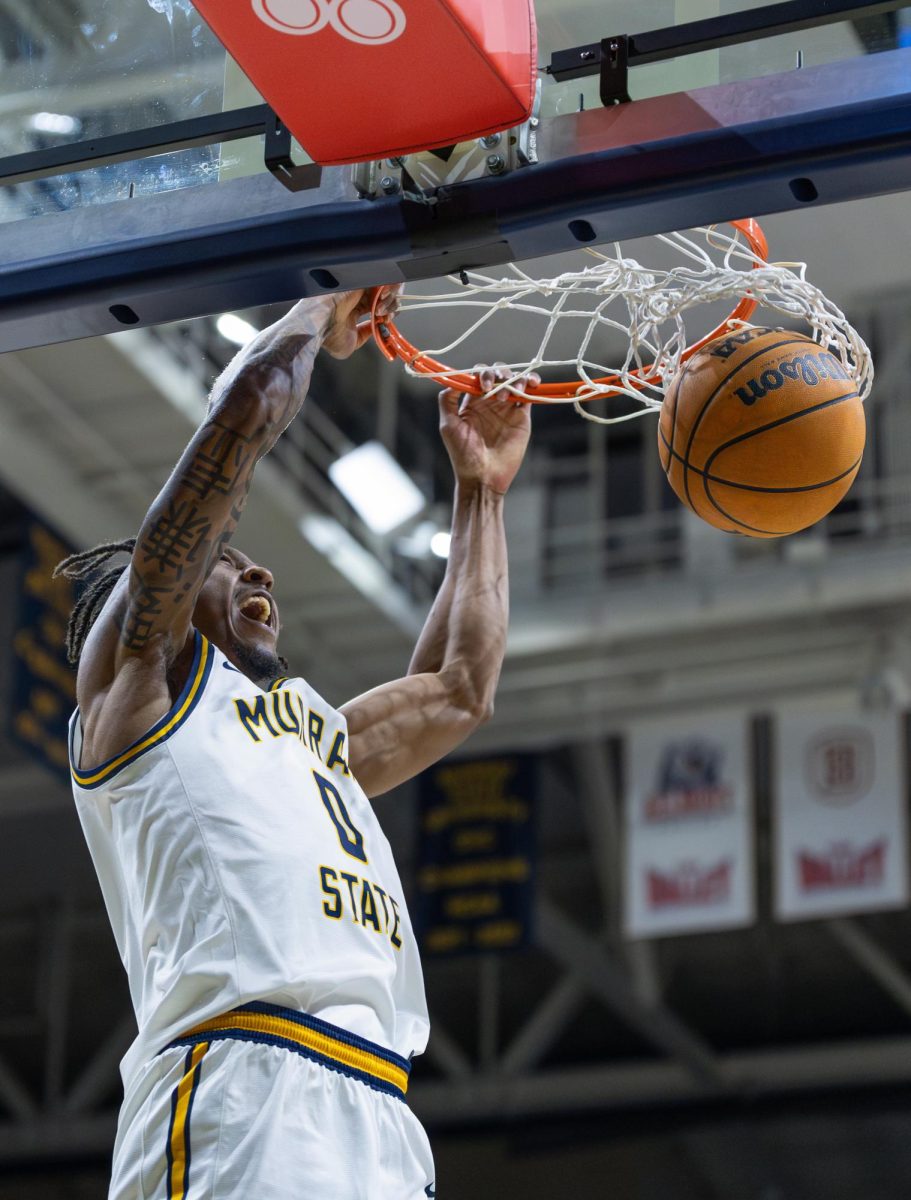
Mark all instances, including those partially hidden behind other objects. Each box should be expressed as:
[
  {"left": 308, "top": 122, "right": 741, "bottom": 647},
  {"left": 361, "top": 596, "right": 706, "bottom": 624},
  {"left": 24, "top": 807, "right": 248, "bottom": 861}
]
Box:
[{"left": 69, "top": 631, "right": 430, "bottom": 1089}]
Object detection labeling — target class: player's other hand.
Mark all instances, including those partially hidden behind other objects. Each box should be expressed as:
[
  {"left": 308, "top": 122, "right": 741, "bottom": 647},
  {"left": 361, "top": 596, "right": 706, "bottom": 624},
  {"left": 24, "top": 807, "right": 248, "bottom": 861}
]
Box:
[
  {"left": 321, "top": 285, "right": 402, "bottom": 359},
  {"left": 439, "top": 364, "right": 536, "bottom": 496}
]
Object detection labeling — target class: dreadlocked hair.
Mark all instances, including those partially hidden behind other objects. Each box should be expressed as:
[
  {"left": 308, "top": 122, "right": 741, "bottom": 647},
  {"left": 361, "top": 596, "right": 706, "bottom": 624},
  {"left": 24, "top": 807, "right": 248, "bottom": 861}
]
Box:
[{"left": 53, "top": 538, "right": 136, "bottom": 667}]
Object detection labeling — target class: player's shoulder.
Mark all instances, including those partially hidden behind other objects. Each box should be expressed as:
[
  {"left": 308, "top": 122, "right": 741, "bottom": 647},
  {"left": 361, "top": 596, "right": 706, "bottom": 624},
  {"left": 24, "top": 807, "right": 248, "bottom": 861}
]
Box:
[{"left": 73, "top": 629, "right": 214, "bottom": 783}]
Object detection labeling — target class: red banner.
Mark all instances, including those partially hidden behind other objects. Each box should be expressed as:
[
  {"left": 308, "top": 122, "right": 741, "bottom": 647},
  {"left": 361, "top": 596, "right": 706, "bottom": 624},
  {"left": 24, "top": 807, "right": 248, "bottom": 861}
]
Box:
[
  {"left": 774, "top": 709, "right": 909, "bottom": 920},
  {"left": 624, "top": 714, "right": 754, "bottom": 938}
]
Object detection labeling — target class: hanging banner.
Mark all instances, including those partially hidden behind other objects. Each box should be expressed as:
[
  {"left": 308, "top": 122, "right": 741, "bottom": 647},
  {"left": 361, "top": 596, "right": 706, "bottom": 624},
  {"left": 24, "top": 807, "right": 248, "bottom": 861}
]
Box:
[
  {"left": 415, "top": 755, "right": 535, "bottom": 956},
  {"left": 624, "top": 714, "right": 754, "bottom": 938},
  {"left": 773, "top": 708, "right": 909, "bottom": 920},
  {"left": 10, "top": 517, "right": 77, "bottom": 779}
]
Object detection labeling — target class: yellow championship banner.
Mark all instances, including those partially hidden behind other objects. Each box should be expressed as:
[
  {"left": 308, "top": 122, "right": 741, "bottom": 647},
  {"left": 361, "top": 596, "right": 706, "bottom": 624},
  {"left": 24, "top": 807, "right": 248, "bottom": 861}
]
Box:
[
  {"left": 415, "top": 755, "right": 536, "bottom": 957},
  {"left": 10, "top": 517, "right": 76, "bottom": 778}
]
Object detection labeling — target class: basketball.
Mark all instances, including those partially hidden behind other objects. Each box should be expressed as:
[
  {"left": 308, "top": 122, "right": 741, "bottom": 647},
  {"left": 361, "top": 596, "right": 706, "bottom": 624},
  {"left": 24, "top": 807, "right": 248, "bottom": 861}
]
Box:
[{"left": 657, "top": 327, "right": 866, "bottom": 537}]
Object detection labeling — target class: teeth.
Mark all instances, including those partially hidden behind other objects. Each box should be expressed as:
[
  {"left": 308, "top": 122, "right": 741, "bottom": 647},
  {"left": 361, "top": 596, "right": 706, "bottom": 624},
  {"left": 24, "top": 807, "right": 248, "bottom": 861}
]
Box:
[{"left": 240, "top": 596, "right": 272, "bottom": 625}]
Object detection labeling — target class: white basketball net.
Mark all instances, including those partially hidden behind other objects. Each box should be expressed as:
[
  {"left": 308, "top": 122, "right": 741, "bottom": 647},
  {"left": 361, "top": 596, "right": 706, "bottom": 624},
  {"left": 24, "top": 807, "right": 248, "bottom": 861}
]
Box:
[{"left": 394, "top": 225, "right": 874, "bottom": 425}]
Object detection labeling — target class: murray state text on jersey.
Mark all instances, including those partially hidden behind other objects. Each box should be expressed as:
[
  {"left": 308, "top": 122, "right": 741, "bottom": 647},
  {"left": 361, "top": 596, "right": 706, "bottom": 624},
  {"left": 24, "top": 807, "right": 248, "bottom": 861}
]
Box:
[{"left": 69, "top": 634, "right": 429, "bottom": 1084}]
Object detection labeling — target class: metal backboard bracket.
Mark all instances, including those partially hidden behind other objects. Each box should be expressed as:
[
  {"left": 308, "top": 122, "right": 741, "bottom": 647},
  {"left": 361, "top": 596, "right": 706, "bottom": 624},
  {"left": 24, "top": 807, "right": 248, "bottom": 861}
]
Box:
[
  {"left": 600, "top": 37, "right": 631, "bottom": 107},
  {"left": 264, "top": 111, "right": 322, "bottom": 193}
]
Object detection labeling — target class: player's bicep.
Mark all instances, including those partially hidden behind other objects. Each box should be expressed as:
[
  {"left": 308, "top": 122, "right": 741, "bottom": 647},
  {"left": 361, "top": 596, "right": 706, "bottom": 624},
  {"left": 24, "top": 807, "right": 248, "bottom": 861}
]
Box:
[
  {"left": 342, "top": 671, "right": 482, "bottom": 798},
  {"left": 119, "top": 409, "right": 266, "bottom": 663}
]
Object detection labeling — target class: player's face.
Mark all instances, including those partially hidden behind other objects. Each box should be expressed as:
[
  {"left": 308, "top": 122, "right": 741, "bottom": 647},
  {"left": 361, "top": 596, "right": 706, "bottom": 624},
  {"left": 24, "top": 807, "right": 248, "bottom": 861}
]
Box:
[{"left": 192, "top": 546, "right": 284, "bottom": 683}]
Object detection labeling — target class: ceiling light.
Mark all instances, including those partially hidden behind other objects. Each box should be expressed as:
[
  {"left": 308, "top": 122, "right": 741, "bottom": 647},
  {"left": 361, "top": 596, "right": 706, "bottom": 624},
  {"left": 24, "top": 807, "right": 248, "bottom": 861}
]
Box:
[
  {"left": 216, "top": 313, "right": 259, "bottom": 346},
  {"left": 29, "top": 112, "right": 81, "bottom": 137},
  {"left": 329, "top": 441, "right": 425, "bottom": 535},
  {"left": 430, "top": 531, "right": 451, "bottom": 559},
  {"left": 300, "top": 514, "right": 422, "bottom": 632}
]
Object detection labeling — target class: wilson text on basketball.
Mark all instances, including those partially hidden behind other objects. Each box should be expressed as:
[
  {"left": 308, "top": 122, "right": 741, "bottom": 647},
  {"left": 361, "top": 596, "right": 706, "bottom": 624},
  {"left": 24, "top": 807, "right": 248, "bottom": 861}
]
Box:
[{"left": 734, "top": 351, "right": 851, "bottom": 407}]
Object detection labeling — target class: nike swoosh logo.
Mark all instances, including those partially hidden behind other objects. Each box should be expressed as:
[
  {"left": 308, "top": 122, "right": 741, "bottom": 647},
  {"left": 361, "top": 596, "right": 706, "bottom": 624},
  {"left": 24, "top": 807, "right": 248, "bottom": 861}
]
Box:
[
  {"left": 223, "top": 662, "right": 243, "bottom": 673},
  {"left": 424, "top": 1187, "right": 436, "bottom": 1197}
]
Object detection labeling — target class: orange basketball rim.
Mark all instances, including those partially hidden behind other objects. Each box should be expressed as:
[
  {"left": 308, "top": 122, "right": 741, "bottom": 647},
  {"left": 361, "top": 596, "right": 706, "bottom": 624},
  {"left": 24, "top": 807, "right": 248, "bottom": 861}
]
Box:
[{"left": 372, "top": 218, "right": 770, "bottom": 401}]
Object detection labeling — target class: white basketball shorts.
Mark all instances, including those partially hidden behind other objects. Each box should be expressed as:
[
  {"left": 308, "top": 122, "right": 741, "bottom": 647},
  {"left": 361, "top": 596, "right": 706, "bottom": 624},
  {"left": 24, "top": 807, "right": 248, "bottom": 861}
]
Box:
[{"left": 109, "top": 1003, "right": 436, "bottom": 1199}]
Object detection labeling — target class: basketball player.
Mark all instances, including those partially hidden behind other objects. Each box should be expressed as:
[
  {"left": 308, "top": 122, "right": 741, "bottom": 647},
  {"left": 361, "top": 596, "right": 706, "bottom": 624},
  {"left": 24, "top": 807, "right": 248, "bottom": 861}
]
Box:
[{"left": 55, "top": 286, "right": 534, "bottom": 1199}]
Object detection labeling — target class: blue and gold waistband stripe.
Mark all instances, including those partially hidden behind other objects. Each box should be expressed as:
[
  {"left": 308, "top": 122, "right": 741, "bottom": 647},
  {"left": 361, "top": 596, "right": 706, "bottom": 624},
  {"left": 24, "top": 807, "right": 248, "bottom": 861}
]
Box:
[
  {"left": 167, "top": 1002, "right": 411, "bottom": 1101},
  {"left": 70, "top": 631, "right": 214, "bottom": 789}
]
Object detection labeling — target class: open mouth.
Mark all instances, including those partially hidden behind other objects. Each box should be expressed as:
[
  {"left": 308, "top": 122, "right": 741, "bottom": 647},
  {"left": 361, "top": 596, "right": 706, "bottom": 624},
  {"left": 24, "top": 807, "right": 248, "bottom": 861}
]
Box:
[{"left": 238, "top": 593, "right": 274, "bottom": 630}]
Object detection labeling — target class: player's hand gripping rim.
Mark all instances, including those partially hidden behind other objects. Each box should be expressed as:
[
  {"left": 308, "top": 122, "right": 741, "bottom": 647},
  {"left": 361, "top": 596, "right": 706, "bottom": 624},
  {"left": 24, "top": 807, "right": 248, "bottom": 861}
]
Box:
[
  {"left": 446, "top": 363, "right": 541, "bottom": 413},
  {"left": 322, "top": 284, "right": 403, "bottom": 359},
  {"left": 438, "top": 363, "right": 537, "bottom": 495}
]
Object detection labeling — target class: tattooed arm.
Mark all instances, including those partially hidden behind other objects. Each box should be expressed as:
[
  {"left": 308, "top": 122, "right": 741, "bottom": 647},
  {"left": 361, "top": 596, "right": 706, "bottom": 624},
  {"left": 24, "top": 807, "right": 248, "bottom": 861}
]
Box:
[{"left": 76, "top": 289, "right": 386, "bottom": 764}]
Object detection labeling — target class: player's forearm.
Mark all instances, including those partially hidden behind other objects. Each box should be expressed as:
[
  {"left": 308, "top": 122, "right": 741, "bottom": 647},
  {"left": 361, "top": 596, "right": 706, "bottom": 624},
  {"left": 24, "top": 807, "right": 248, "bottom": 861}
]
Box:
[
  {"left": 120, "top": 300, "right": 333, "bottom": 658},
  {"left": 407, "top": 556, "right": 455, "bottom": 677},
  {"left": 409, "top": 481, "right": 508, "bottom": 718},
  {"left": 206, "top": 296, "right": 334, "bottom": 445}
]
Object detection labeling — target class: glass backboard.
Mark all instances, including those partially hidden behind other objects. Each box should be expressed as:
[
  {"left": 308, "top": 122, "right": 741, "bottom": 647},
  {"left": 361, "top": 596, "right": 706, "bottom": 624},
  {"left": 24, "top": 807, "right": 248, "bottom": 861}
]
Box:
[
  {"left": 2, "top": 0, "right": 908, "bottom": 223},
  {"left": 537, "top": 0, "right": 906, "bottom": 116},
  {"left": 0, "top": 0, "right": 223, "bottom": 222},
  {"left": 0, "top": 0, "right": 909, "bottom": 349}
]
